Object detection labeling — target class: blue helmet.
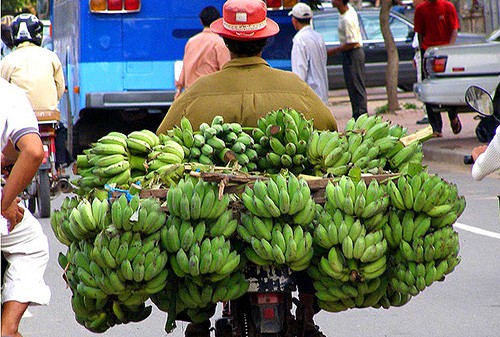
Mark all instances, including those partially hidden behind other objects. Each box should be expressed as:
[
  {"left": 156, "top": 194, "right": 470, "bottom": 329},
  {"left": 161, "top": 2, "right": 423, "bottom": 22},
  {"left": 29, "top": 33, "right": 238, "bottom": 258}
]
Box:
[{"left": 11, "top": 14, "right": 43, "bottom": 46}]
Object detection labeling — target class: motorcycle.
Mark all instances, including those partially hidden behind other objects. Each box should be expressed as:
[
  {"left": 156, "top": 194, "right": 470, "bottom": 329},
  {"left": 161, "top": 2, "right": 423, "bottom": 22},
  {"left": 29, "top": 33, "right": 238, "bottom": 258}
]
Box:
[
  {"left": 467, "top": 85, "right": 500, "bottom": 144},
  {"left": 24, "top": 110, "right": 72, "bottom": 218},
  {"left": 463, "top": 85, "right": 499, "bottom": 165},
  {"left": 214, "top": 264, "right": 306, "bottom": 337}
]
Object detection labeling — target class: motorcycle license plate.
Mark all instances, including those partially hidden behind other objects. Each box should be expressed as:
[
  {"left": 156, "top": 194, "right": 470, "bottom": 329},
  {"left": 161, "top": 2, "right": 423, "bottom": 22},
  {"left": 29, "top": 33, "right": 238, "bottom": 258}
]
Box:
[{"left": 245, "top": 264, "right": 296, "bottom": 292}]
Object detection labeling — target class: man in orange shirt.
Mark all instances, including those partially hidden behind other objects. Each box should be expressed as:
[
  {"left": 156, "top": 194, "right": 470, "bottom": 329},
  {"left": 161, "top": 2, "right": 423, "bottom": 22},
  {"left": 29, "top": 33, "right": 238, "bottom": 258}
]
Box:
[{"left": 175, "top": 6, "right": 230, "bottom": 100}]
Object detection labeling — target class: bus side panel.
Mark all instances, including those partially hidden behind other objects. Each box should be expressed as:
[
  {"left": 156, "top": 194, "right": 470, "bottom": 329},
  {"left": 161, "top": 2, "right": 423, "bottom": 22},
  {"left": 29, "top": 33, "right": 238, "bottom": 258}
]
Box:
[{"left": 53, "top": 0, "right": 81, "bottom": 124}]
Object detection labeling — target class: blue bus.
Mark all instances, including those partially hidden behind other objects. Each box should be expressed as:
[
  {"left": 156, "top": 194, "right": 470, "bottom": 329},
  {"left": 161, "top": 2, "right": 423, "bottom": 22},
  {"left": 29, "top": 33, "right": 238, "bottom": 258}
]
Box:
[{"left": 41, "top": 0, "right": 312, "bottom": 154}]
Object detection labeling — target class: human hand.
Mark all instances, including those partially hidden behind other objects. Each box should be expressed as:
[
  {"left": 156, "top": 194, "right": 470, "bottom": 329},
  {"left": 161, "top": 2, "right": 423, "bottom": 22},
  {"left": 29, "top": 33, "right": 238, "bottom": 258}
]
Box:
[
  {"left": 1, "top": 197, "right": 24, "bottom": 231},
  {"left": 471, "top": 145, "right": 488, "bottom": 162}
]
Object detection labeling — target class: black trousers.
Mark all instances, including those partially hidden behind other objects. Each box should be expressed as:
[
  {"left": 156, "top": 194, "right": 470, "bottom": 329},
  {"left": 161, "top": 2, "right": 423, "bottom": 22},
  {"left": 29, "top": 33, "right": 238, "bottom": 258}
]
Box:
[
  {"left": 342, "top": 47, "right": 367, "bottom": 119},
  {"left": 420, "top": 49, "right": 458, "bottom": 133},
  {"left": 55, "top": 125, "right": 74, "bottom": 168}
]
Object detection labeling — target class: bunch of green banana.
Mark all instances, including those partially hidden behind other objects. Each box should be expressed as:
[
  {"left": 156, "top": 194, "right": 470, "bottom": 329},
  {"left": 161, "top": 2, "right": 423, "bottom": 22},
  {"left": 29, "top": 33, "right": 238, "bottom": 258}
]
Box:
[
  {"left": 50, "top": 196, "right": 80, "bottom": 245},
  {"left": 109, "top": 194, "right": 137, "bottom": 231},
  {"left": 166, "top": 177, "right": 230, "bottom": 221},
  {"left": 85, "top": 226, "right": 169, "bottom": 292},
  {"left": 310, "top": 264, "right": 391, "bottom": 311},
  {"left": 195, "top": 116, "right": 256, "bottom": 171},
  {"left": 387, "top": 140, "right": 423, "bottom": 172},
  {"left": 125, "top": 129, "right": 159, "bottom": 156},
  {"left": 240, "top": 173, "right": 316, "bottom": 226},
  {"left": 306, "top": 130, "right": 352, "bottom": 176},
  {"left": 167, "top": 233, "right": 241, "bottom": 279},
  {"left": 62, "top": 197, "right": 111, "bottom": 241},
  {"left": 388, "top": 254, "right": 459, "bottom": 297},
  {"left": 324, "top": 176, "right": 390, "bottom": 224},
  {"left": 397, "top": 225, "right": 460, "bottom": 263},
  {"left": 128, "top": 197, "right": 167, "bottom": 235},
  {"left": 240, "top": 220, "right": 314, "bottom": 270},
  {"left": 344, "top": 113, "right": 407, "bottom": 151},
  {"left": 146, "top": 140, "right": 184, "bottom": 171},
  {"left": 386, "top": 172, "right": 466, "bottom": 224},
  {"left": 175, "top": 272, "right": 248, "bottom": 312},
  {"left": 251, "top": 108, "right": 313, "bottom": 174}
]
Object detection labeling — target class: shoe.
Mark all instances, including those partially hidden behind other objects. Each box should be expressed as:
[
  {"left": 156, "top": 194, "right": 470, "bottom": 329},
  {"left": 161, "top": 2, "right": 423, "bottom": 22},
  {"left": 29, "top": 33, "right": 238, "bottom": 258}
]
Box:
[
  {"left": 416, "top": 116, "right": 429, "bottom": 124},
  {"left": 185, "top": 321, "right": 211, "bottom": 337},
  {"left": 451, "top": 116, "right": 462, "bottom": 134},
  {"left": 432, "top": 131, "right": 443, "bottom": 138}
]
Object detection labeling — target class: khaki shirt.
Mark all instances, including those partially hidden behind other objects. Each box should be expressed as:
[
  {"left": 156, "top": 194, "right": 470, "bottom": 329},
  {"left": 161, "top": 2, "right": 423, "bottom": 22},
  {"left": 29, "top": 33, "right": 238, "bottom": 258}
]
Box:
[
  {"left": 157, "top": 57, "right": 337, "bottom": 134},
  {"left": 0, "top": 42, "right": 65, "bottom": 112}
]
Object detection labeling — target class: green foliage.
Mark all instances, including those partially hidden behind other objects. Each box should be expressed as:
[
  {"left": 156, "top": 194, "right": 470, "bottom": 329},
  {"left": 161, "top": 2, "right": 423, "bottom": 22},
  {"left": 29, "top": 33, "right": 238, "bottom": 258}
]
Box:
[{"left": 1, "top": 0, "right": 37, "bottom": 17}]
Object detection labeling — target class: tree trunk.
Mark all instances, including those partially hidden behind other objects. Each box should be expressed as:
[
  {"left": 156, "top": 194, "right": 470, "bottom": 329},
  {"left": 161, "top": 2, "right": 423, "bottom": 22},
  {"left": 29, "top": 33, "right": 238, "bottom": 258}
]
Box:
[{"left": 380, "top": 0, "right": 400, "bottom": 112}]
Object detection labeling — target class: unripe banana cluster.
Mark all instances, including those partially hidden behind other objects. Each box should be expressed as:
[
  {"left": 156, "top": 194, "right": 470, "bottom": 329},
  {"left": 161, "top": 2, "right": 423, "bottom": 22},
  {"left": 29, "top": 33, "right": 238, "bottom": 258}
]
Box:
[
  {"left": 237, "top": 173, "right": 316, "bottom": 270},
  {"left": 74, "top": 129, "right": 163, "bottom": 193},
  {"left": 251, "top": 108, "right": 313, "bottom": 174},
  {"left": 387, "top": 171, "right": 466, "bottom": 223},
  {"left": 309, "top": 173, "right": 463, "bottom": 312},
  {"left": 308, "top": 113, "right": 422, "bottom": 176},
  {"left": 241, "top": 173, "right": 317, "bottom": 225},
  {"left": 166, "top": 116, "right": 258, "bottom": 172},
  {"left": 53, "top": 193, "right": 170, "bottom": 333}
]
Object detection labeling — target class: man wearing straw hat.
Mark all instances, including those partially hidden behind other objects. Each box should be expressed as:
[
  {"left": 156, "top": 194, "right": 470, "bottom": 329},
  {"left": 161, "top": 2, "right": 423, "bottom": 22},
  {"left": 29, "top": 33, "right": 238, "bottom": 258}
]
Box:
[
  {"left": 158, "top": 1, "right": 333, "bottom": 336},
  {"left": 157, "top": 0, "right": 337, "bottom": 135}
]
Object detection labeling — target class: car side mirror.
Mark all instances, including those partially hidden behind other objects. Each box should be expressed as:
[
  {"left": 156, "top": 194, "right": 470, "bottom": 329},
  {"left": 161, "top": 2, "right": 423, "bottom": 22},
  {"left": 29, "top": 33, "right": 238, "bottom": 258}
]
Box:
[{"left": 465, "top": 85, "right": 495, "bottom": 117}]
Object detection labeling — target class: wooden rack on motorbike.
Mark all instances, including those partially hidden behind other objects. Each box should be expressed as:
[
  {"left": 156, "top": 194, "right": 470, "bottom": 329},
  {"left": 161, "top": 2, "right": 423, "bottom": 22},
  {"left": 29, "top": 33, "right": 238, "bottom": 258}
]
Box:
[{"left": 138, "top": 167, "right": 399, "bottom": 210}]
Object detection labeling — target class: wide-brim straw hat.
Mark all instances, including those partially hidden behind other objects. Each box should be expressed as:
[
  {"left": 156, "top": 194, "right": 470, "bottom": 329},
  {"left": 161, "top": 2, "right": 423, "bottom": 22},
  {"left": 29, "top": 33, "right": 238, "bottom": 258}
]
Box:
[{"left": 211, "top": 0, "right": 280, "bottom": 41}]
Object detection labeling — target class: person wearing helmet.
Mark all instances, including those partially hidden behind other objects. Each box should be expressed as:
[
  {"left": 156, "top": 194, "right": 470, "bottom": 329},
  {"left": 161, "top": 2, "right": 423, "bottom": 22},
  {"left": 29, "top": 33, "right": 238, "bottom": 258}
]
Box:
[
  {"left": 157, "top": 1, "right": 335, "bottom": 336},
  {"left": 0, "top": 13, "right": 70, "bottom": 171}
]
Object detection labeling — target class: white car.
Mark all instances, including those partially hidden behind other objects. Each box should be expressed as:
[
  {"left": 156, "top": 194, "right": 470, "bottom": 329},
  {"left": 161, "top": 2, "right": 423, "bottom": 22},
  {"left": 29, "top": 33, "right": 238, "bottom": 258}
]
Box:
[{"left": 413, "top": 28, "right": 500, "bottom": 112}]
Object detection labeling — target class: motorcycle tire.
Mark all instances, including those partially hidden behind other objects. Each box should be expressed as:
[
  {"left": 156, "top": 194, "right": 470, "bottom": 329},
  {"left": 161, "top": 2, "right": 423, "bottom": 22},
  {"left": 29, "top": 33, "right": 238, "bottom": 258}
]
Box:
[
  {"left": 27, "top": 194, "right": 36, "bottom": 214},
  {"left": 37, "top": 170, "right": 51, "bottom": 218}
]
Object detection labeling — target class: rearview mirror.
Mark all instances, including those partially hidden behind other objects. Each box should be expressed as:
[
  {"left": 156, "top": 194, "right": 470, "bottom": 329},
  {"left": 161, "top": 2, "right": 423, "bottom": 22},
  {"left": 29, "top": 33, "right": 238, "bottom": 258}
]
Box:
[{"left": 465, "top": 85, "right": 495, "bottom": 117}]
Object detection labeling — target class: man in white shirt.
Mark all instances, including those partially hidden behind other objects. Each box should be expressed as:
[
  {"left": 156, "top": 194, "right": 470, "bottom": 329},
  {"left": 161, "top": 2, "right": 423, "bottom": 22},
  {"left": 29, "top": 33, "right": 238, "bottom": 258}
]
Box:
[
  {"left": 289, "top": 3, "right": 329, "bottom": 104},
  {"left": 1, "top": 78, "right": 51, "bottom": 337},
  {"left": 327, "top": 0, "right": 367, "bottom": 119}
]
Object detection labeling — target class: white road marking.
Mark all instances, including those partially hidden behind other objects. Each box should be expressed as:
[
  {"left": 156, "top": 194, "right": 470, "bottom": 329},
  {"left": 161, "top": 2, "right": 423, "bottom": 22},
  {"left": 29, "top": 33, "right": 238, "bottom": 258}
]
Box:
[{"left": 455, "top": 222, "right": 500, "bottom": 239}]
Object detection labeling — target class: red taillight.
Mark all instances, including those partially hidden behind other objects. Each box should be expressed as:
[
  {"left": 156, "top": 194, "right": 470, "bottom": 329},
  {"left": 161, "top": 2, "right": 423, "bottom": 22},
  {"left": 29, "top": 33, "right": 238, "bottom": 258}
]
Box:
[
  {"left": 432, "top": 57, "right": 447, "bottom": 73},
  {"left": 89, "top": 0, "right": 141, "bottom": 13},
  {"left": 266, "top": 0, "right": 282, "bottom": 9},
  {"left": 262, "top": 307, "right": 276, "bottom": 320},
  {"left": 124, "top": 0, "right": 140, "bottom": 11},
  {"left": 108, "top": 0, "right": 122, "bottom": 10},
  {"left": 255, "top": 293, "right": 280, "bottom": 304}
]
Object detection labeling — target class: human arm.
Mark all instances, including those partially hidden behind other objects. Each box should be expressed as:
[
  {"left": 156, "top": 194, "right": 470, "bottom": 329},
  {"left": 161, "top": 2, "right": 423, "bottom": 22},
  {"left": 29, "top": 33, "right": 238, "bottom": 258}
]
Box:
[
  {"left": 327, "top": 42, "right": 360, "bottom": 57},
  {"left": 472, "top": 127, "right": 500, "bottom": 180},
  {"left": 1, "top": 133, "right": 44, "bottom": 228},
  {"left": 53, "top": 56, "right": 65, "bottom": 101},
  {"left": 449, "top": 29, "right": 458, "bottom": 45}
]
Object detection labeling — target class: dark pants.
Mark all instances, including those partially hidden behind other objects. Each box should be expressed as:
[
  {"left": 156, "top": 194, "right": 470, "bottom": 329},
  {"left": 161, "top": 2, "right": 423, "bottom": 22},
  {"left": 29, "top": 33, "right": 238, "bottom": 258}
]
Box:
[
  {"left": 55, "top": 125, "right": 74, "bottom": 168},
  {"left": 342, "top": 47, "right": 367, "bottom": 119},
  {"left": 426, "top": 104, "right": 458, "bottom": 133},
  {"left": 420, "top": 49, "right": 458, "bottom": 133}
]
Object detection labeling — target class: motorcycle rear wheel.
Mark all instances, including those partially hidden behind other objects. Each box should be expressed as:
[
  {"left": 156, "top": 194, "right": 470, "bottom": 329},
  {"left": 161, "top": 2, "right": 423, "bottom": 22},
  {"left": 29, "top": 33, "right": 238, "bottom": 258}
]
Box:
[{"left": 37, "top": 170, "right": 51, "bottom": 218}]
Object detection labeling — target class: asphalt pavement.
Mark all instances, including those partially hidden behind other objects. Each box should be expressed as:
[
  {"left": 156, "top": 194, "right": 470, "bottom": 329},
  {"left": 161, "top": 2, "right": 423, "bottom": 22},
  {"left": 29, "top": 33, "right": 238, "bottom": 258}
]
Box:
[{"left": 328, "top": 87, "right": 483, "bottom": 168}]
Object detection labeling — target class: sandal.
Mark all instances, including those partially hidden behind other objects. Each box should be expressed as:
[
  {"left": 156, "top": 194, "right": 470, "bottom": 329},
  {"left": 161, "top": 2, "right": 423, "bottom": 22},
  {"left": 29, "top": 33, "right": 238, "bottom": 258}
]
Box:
[
  {"left": 432, "top": 131, "right": 443, "bottom": 138},
  {"left": 451, "top": 116, "right": 462, "bottom": 134}
]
